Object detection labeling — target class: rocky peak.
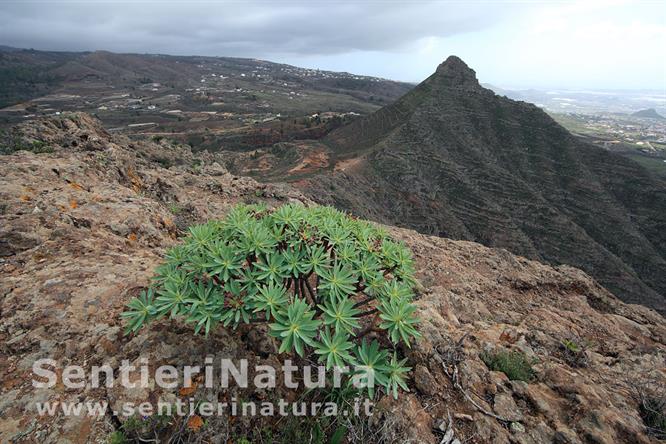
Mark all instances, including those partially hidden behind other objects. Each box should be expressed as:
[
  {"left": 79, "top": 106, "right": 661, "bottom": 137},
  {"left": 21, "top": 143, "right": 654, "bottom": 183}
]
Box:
[{"left": 432, "top": 55, "right": 480, "bottom": 89}]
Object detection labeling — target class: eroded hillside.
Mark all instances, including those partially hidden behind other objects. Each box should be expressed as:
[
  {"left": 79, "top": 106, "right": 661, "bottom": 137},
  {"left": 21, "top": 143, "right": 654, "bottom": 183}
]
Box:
[{"left": 1, "top": 114, "right": 665, "bottom": 443}]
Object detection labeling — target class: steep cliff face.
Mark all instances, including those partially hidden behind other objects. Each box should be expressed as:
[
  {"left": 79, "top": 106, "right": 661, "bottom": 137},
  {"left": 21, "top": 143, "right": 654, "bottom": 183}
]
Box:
[
  {"left": 1, "top": 114, "right": 664, "bottom": 443},
  {"left": 301, "top": 56, "right": 666, "bottom": 314}
]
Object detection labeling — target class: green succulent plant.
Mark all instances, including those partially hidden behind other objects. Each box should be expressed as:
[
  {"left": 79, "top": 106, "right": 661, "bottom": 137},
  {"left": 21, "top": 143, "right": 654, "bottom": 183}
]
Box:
[
  {"left": 315, "top": 328, "right": 356, "bottom": 370},
  {"left": 120, "top": 288, "right": 156, "bottom": 334},
  {"left": 319, "top": 295, "right": 362, "bottom": 334},
  {"left": 352, "top": 339, "right": 406, "bottom": 399},
  {"left": 122, "top": 203, "right": 421, "bottom": 398}
]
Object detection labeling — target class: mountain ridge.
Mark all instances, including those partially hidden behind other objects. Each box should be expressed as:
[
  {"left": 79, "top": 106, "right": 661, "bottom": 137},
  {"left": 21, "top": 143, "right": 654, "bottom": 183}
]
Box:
[
  {"left": 323, "top": 55, "right": 488, "bottom": 155},
  {"left": 299, "top": 57, "right": 666, "bottom": 314}
]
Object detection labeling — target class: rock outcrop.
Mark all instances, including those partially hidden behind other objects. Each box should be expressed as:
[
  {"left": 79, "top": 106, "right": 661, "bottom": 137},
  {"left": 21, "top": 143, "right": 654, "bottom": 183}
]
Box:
[{"left": 1, "top": 114, "right": 664, "bottom": 443}]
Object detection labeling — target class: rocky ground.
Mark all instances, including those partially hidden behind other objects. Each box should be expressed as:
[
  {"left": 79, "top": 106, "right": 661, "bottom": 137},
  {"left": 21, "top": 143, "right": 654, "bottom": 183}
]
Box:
[{"left": 1, "top": 114, "right": 665, "bottom": 443}]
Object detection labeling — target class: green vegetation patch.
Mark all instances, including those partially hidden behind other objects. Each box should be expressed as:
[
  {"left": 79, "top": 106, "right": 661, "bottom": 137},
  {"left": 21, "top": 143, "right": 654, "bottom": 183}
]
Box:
[
  {"left": 559, "top": 338, "right": 588, "bottom": 368},
  {"left": 481, "top": 349, "right": 535, "bottom": 382},
  {"left": 123, "top": 203, "right": 421, "bottom": 399},
  {"left": 0, "top": 129, "right": 54, "bottom": 155},
  {"left": 106, "top": 431, "right": 128, "bottom": 444}
]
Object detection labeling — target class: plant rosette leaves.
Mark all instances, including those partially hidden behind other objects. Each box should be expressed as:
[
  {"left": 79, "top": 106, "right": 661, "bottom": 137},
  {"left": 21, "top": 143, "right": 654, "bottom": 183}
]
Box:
[{"left": 122, "top": 203, "right": 422, "bottom": 399}]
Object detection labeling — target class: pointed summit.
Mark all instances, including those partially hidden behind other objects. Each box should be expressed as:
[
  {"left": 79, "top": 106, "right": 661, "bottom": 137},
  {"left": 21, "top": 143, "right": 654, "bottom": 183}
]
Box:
[
  {"left": 324, "top": 55, "right": 484, "bottom": 152},
  {"left": 436, "top": 55, "right": 472, "bottom": 72},
  {"left": 429, "top": 55, "right": 480, "bottom": 88}
]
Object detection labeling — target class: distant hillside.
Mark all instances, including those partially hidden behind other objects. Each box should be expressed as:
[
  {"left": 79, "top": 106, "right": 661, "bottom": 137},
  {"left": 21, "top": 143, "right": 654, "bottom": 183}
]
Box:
[
  {"left": 632, "top": 108, "right": 665, "bottom": 119},
  {"left": 0, "top": 47, "right": 412, "bottom": 110},
  {"left": 299, "top": 56, "right": 666, "bottom": 314},
  {"left": 0, "top": 48, "right": 81, "bottom": 108}
]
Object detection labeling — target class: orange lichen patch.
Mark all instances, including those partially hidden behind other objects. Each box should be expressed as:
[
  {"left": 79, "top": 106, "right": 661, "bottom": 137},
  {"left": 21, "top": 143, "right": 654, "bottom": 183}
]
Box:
[
  {"left": 161, "top": 217, "right": 178, "bottom": 238},
  {"left": 126, "top": 167, "right": 144, "bottom": 192},
  {"left": 69, "top": 199, "right": 78, "bottom": 209},
  {"left": 186, "top": 415, "right": 204, "bottom": 432},
  {"left": 499, "top": 329, "right": 519, "bottom": 344},
  {"left": 179, "top": 380, "right": 197, "bottom": 397}
]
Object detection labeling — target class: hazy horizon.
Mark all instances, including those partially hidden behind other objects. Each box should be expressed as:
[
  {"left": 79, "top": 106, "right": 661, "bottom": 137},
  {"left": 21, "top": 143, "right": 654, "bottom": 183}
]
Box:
[{"left": 1, "top": 1, "right": 665, "bottom": 91}]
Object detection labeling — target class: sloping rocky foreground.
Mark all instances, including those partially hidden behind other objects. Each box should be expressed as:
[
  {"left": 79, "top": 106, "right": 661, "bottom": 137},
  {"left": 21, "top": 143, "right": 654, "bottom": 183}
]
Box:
[{"left": 1, "top": 114, "right": 664, "bottom": 443}]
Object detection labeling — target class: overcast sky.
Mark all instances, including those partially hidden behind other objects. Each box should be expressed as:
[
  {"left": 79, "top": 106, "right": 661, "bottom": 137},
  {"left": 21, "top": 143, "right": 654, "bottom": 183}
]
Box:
[{"left": 0, "top": 0, "right": 664, "bottom": 90}]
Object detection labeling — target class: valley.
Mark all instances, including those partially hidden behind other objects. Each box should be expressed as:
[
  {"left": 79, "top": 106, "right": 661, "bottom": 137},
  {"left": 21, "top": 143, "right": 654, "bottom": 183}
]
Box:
[
  {"left": 551, "top": 111, "right": 666, "bottom": 177},
  {"left": 0, "top": 48, "right": 411, "bottom": 151}
]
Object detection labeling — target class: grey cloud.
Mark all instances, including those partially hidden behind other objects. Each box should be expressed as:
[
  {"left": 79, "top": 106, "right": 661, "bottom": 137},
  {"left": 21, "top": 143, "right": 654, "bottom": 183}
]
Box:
[{"left": 0, "top": 1, "right": 517, "bottom": 57}]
